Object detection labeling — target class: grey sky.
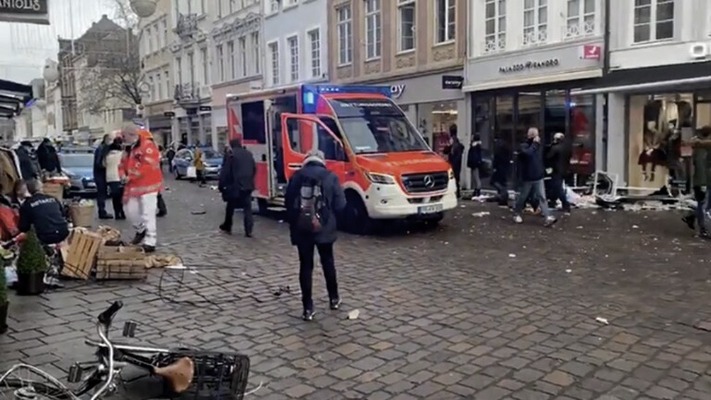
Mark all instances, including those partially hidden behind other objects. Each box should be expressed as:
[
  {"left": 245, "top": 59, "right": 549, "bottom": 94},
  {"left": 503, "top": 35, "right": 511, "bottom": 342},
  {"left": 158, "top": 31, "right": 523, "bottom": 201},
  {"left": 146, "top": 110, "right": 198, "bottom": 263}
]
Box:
[{"left": 0, "top": 0, "right": 120, "bottom": 84}]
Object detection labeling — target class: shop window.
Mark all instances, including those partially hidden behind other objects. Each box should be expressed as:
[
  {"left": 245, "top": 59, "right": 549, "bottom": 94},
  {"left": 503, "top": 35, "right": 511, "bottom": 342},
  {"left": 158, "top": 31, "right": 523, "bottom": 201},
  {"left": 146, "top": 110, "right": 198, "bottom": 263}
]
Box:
[
  {"left": 544, "top": 90, "right": 567, "bottom": 144},
  {"left": 568, "top": 94, "right": 595, "bottom": 181},
  {"left": 423, "top": 102, "right": 458, "bottom": 155},
  {"left": 516, "top": 92, "right": 541, "bottom": 145},
  {"left": 241, "top": 101, "right": 266, "bottom": 144},
  {"left": 495, "top": 96, "right": 515, "bottom": 152},
  {"left": 628, "top": 94, "right": 692, "bottom": 190}
]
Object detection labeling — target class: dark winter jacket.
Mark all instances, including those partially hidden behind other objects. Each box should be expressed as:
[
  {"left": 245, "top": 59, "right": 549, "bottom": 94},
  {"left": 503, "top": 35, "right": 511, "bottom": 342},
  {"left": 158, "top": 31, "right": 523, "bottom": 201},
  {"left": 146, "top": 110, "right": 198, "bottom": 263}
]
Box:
[
  {"left": 37, "top": 140, "right": 61, "bottom": 173},
  {"left": 518, "top": 140, "right": 546, "bottom": 182},
  {"left": 546, "top": 141, "right": 571, "bottom": 177},
  {"left": 19, "top": 193, "right": 69, "bottom": 244},
  {"left": 219, "top": 145, "right": 256, "bottom": 200},
  {"left": 16, "top": 144, "right": 40, "bottom": 180},
  {"left": 491, "top": 139, "right": 512, "bottom": 183},
  {"left": 93, "top": 143, "right": 110, "bottom": 176},
  {"left": 284, "top": 161, "right": 346, "bottom": 246},
  {"left": 467, "top": 143, "right": 483, "bottom": 169},
  {"left": 444, "top": 139, "right": 464, "bottom": 172}
]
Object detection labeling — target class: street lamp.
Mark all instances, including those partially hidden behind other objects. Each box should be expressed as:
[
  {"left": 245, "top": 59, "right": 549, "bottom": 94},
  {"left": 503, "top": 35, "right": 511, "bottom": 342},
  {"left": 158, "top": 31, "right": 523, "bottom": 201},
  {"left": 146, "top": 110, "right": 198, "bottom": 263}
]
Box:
[
  {"left": 42, "top": 59, "right": 59, "bottom": 83},
  {"left": 130, "top": 0, "right": 157, "bottom": 18}
]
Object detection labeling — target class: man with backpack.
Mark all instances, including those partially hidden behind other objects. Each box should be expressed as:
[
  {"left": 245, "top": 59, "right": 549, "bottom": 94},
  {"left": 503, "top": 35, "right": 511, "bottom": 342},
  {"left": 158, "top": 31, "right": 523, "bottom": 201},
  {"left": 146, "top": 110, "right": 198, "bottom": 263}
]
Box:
[{"left": 285, "top": 149, "right": 347, "bottom": 321}]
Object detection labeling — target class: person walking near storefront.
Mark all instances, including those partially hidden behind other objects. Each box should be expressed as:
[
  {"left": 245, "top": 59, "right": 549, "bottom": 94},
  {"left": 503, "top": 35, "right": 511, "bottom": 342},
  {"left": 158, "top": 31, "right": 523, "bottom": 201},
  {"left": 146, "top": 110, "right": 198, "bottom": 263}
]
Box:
[
  {"left": 120, "top": 122, "right": 163, "bottom": 252},
  {"left": 166, "top": 146, "right": 176, "bottom": 173},
  {"left": 491, "top": 136, "right": 512, "bottom": 207},
  {"left": 513, "top": 128, "right": 557, "bottom": 227},
  {"left": 467, "top": 134, "right": 483, "bottom": 199},
  {"left": 444, "top": 124, "right": 464, "bottom": 198},
  {"left": 193, "top": 147, "right": 207, "bottom": 187},
  {"left": 546, "top": 132, "right": 572, "bottom": 215},
  {"left": 104, "top": 135, "right": 125, "bottom": 220},
  {"left": 285, "top": 149, "right": 346, "bottom": 321},
  {"left": 93, "top": 134, "right": 114, "bottom": 220},
  {"left": 682, "top": 126, "right": 711, "bottom": 238},
  {"left": 218, "top": 138, "right": 256, "bottom": 237}
]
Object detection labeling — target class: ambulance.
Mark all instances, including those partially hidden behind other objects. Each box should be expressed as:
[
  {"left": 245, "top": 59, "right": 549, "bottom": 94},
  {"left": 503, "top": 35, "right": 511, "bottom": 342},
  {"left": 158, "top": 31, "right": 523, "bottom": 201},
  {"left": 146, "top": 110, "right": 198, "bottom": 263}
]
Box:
[{"left": 226, "top": 84, "right": 458, "bottom": 233}]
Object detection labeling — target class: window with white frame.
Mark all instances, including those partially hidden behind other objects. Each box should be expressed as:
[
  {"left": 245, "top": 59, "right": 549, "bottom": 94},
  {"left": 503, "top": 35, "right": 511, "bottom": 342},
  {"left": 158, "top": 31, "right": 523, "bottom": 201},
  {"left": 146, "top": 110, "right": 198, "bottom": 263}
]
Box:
[
  {"left": 307, "top": 28, "right": 321, "bottom": 78},
  {"left": 364, "top": 0, "right": 381, "bottom": 59},
  {"left": 484, "top": 0, "right": 506, "bottom": 53},
  {"left": 523, "top": 0, "right": 548, "bottom": 46},
  {"left": 633, "top": 0, "right": 674, "bottom": 43},
  {"left": 435, "top": 0, "right": 455, "bottom": 43},
  {"left": 565, "top": 0, "right": 595, "bottom": 38},
  {"left": 239, "top": 36, "right": 247, "bottom": 77},
  {"left": 162, "top": 19, "right": 168, "bottom": 46},
  {"left": 217, "top": 0, "right": 222, "bottom": 17},
  {"left": 217, "top": 44, "right": 225, "bottom": 82},
  {"left": 268, "top": 41, "right": 279, "bottom": 85},
  {"left": 398, "top": 0, "right": 415, "bottom": 52},
  {"left": 188, "top": 52, "right": 195, "bottom": 85},
  {"left": 164, "top": 70, "right": 170, "bottom": 97},
  {"left": 200, "top": 47, "right": 209, "bottom": 85},
  {"left": 287, "top": 36, "right": 299, "bottom": 82},
  {"left": 176, "top": 57, "right": 182, "bottom": 84},
  {"left": 148, "top": 75, "right": 155, "bottom": 100},
  {"left": 251, "top": 32, "right": 260, "bottom": 74},
  {"left": 269, "top": 0, "right": 279, "bottom": 13},
  {"left": 227, "top": 41, "right": 235, "bottom": 80},
  {"left": 336, "top": 5, "right": 352, "bottom": 65},
  {"left": 156, "top": 73, "right": 162, "bottom": 99},
  {"left": 147, "top": 26, "right": 154, "bottom": 53}
]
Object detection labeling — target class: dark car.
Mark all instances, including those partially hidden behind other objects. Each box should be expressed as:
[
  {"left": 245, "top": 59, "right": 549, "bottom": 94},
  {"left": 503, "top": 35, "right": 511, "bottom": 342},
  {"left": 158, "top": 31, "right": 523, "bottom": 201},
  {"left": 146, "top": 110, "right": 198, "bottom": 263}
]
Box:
[
  {"left": 171, "top": 147, "right": 223, "bottom": 180},
  {"left": 59, "top": 153, "right": 97, "bottom": 197}
]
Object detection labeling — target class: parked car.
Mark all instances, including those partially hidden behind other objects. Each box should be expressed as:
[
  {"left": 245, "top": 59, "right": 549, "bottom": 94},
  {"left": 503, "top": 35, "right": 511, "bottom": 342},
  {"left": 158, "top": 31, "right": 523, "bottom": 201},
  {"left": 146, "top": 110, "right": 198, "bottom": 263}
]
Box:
[
  {"left": 59, "top": 153, "right": 96, "bottom": 197},
  {"left": 171, "top": 148, "right": 223, "bottom": 180}
]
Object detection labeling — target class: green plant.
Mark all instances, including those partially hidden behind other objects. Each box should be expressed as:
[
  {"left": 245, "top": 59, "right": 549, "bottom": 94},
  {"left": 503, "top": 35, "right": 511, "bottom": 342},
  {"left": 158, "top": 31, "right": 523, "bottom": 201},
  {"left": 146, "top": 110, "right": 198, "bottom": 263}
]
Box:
[
  {"left": 0, "top": 257, "right": 6, "bottom": 304},
  {"left": 16, "top": 230, "right": 47, "bottom": 275}
]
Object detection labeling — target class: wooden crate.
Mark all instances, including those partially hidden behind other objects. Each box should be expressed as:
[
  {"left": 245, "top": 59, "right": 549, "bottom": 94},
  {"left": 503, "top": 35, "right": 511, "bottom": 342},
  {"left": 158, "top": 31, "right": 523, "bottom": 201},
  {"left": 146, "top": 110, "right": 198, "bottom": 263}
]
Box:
[
  {"left": 62, "top": 229, "right": 103, "bottom": 280},
  {"left": 95, "top": 246, "right": 148, "bottom": 280},
  {"left": 69, "top": 203, "right": 95, "bottom": 227}
]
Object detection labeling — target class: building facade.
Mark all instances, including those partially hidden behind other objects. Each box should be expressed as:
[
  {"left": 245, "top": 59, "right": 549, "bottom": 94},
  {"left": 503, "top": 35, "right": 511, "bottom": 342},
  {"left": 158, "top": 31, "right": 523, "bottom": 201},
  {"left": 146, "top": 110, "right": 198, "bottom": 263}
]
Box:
[
  {"left": 327, "top": 0, "right": 468, "bottom": 153},
  {"left": 209, "top": 0, "right": 262, "bottom": 150},
  {"left": 585, "top": 0, "right": 711, "bottom": 189},
  {"left": 170, "top": 0, "right": 214, "bottom": 147},
  {"left": 464, "top": 0, "right": 605, "bottom": 185},
  {"left": 45, "top": 79, "right": 63, "bottom": 138},
  {"left": 139, "top": 0, "right": 174, "bottom": 148},
  {"left": 263, "top": 0, "right": 327, "bottom": 89}
]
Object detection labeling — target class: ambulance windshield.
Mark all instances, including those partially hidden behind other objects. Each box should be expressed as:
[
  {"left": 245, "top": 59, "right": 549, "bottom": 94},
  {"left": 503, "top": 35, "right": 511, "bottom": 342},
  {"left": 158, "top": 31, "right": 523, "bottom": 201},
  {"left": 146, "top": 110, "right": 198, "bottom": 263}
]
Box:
[{"left": 329, "top": 98, "right": 429, "bottom": 154}]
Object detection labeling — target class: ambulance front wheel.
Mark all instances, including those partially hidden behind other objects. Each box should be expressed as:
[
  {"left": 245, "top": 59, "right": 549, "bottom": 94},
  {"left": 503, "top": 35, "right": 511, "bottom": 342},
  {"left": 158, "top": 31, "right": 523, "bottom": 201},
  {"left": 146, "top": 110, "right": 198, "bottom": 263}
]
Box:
[{"left": 341, "top": 192, "right": 374, "bottom": 235}]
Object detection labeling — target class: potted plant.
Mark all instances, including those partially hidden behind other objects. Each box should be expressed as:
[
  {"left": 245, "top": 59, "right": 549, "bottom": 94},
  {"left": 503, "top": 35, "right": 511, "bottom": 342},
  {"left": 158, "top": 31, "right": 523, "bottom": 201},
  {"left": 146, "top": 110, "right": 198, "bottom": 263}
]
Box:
[
  {"left": 15, "top": 230, "right": 47, "bottom": 295},
  {"left": 0, "top": 257, "right": 8, "bottom": 334}
]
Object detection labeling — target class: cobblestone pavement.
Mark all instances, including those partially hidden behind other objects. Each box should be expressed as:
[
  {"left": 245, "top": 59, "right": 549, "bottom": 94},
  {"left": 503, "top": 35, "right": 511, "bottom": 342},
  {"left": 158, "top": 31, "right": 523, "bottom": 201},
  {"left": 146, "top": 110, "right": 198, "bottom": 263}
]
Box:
[{"left": 2, "top": 177, "right": 711, "bottom": 400}]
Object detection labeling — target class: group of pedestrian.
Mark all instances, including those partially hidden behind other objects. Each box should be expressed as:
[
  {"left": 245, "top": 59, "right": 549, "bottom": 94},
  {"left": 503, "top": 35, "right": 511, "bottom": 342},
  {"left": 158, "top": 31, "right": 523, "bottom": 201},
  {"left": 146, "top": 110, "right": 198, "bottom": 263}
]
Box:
[
  {"left": 682, "top": 125, "right": 711, "bottom": 239},
  {"left": 216, "top": 140, "right": 343, "bottom": 322}
]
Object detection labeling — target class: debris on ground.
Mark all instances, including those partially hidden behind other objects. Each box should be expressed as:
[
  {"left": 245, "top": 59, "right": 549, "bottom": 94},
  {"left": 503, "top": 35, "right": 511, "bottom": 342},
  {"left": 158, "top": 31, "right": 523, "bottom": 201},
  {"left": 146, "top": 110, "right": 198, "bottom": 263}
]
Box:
[
  {"left": 347, "top": 309, "right": 360, "bottom": 320},
  {"left": 595, "top": 317, "right": 609, "bottom": 325},
  {"left": 472, "top": 211, "right": 490, "bottom": 217}
]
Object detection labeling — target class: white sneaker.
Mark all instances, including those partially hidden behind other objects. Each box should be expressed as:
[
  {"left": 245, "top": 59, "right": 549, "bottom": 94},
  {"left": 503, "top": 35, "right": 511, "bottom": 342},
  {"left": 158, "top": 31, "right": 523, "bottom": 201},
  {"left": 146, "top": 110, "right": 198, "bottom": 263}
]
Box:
[{"left": 513, "top": 215, "right": 523, "bottom": 224}]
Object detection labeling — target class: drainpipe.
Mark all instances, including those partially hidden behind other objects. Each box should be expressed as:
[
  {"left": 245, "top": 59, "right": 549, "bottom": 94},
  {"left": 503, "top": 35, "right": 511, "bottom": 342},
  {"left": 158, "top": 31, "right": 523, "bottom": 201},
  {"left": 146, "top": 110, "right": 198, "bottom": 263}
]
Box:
[{"left": 601, "top": 0, "right": 611, "bottom": 171}]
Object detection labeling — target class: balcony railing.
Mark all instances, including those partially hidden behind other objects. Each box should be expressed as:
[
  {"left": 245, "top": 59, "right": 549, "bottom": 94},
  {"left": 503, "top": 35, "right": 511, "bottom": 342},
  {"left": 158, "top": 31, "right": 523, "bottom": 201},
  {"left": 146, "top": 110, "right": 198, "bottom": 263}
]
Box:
[
  {"left": 563, "top": 19, "right": 596, "bottom": 40},
  {"left": 173, "top": 83, "right": 199, "bottom": 105},
  {"left": 483, "top": 36, "right": 506, "bottom": 54},
  {"left": 174, "top": 13, "right": 199, "bottom": 40}
]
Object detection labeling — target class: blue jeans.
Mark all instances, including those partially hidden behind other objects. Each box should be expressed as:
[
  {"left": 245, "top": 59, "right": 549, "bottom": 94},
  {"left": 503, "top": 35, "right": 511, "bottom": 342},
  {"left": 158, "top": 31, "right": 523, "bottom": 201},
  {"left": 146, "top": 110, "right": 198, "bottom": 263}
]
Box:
[{"left": 514, "top": 179, "right": 551, "bottom": 218}]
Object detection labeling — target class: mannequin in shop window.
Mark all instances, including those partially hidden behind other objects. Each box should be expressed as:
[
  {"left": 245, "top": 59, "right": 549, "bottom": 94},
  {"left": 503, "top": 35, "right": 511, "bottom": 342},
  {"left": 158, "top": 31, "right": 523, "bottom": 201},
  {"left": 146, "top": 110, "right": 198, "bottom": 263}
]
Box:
[{"left": 639, "top": 100, "right": 667, "bottom": 182}]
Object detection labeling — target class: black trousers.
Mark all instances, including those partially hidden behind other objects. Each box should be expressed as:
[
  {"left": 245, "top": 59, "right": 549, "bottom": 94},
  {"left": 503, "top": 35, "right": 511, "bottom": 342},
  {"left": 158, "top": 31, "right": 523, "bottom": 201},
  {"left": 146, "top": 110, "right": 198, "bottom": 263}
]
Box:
[
  {"left": 222, "top": 191, "right": 253, "bottom": 234},
  {"left": 108, "top": 182, "right": 124, "bottom": 217},
  {"left": 491, "top": 179, "right": 509, "bottom": 205},
  {"left": 95, "top": 174, "right": 108, "bottom": 215},
  {"left": 196, "top": 170, "right": 207, "bottom": 185},
  {"left": 548, "top": 176, "right": 571, "bottom": 212},
  {"left": 297, "top": 242, "right": 339, "bottom": 311},
  {"left": 157, "top": 192, "right": 167, "bottom": 216},
  {"left": 38, "top": 229, "right": 69, "bottom": 246}
]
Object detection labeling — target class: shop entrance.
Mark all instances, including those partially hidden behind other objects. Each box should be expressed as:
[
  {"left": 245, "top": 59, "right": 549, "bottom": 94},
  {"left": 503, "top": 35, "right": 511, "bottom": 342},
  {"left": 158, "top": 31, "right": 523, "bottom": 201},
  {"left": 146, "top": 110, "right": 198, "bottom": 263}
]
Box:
[{"left": 472, "top": 89, "right": 596, "bottom": 185}]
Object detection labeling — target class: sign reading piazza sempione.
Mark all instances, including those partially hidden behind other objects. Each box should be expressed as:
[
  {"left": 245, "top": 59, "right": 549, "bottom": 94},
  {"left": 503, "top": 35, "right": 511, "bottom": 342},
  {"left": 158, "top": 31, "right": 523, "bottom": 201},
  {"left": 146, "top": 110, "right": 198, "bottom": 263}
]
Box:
[{"left": 0, "top": 0, "right": 49, "bottom": 25}]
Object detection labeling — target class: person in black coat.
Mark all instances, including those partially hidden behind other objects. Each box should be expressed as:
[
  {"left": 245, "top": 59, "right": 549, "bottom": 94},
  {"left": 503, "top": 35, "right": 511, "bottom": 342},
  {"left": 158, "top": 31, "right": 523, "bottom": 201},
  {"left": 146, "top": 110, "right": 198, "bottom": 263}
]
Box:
[
  {"left": 467, "top": 134, "right": 483, "bottom": 198},
  {"left": 218, "top": 138, "right": 256, "bottom": 237},
  {"left": 490, "top": 137, "right": 511, "bottom": 206},
  {"left": 36, "top": 138, "right": 61, "bottom": 173},
  {"left": 513, "top": 128, "right": 557, "bottom": 227},
  {"left": 546, "top": 132, "right": 572, "bottom": 213},
  {"left": 444, "top": 124, "right": 464, "bottom": 198},
  {"left": 16, "top": 141, "right": 40, "bottom": 180},
  {"left": 93, "top": 134, "right": 113, "bottom": 219},
  {"left": 284, "top": 149, "right": 347, "bottom": 321}
]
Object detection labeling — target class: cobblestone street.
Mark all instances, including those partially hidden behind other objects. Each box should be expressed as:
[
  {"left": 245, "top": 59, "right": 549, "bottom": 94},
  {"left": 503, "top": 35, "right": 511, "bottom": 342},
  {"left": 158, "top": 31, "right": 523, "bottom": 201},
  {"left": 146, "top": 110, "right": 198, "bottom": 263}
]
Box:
[{"left": 2, "top": 177, "right": 711, "bottom": 399}]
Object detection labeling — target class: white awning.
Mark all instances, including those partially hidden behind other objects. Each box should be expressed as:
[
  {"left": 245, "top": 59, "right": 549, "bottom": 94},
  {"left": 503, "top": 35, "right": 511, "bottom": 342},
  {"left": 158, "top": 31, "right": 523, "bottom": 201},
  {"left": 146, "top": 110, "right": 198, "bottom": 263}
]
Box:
[{"left": 571, "top": 76, "right": 711, "bottom": 95}]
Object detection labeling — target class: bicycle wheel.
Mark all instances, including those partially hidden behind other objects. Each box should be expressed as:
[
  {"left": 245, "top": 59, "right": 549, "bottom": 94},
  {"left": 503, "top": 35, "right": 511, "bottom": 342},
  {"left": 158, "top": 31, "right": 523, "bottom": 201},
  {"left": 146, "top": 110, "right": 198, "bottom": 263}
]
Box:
[{"left": 0, "top": 365, "right": 74, "bottom": 400}]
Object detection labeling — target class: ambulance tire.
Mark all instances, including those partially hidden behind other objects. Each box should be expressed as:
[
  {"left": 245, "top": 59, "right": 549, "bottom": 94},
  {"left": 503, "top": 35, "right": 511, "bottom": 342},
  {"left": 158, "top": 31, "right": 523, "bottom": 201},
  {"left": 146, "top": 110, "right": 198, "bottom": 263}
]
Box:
[{"left": 342, "top": 193, "right": 374, "bottom": 235}]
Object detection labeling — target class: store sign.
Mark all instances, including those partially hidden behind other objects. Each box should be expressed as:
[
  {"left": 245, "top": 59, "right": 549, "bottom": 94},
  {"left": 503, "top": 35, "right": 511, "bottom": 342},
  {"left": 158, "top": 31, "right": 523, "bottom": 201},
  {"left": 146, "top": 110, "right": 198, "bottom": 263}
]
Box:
[
  {"left": 689, "top": 42, "right": 711, "bottom": 59},
  {"left": 581, "top": 44, "right": 601, "bottom": 60},
  {"left": 499, "top": 58, "right": 560, "bottom": 73},
  {"left": 0, "top": 0, "right": 49, "bottom": 25},
  {"left": 441, "top": 75, "right": 464, "bottom": 90},
  {"left": 390, "top": 84, "right": 405, "bottom": 99}
]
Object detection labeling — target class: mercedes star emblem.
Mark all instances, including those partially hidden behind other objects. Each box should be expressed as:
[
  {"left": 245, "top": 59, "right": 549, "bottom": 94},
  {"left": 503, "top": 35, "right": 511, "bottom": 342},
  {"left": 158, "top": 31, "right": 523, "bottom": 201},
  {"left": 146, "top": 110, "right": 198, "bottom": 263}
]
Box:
[{"left": 423, "top": 175, "right": 435, "bottom": 188}]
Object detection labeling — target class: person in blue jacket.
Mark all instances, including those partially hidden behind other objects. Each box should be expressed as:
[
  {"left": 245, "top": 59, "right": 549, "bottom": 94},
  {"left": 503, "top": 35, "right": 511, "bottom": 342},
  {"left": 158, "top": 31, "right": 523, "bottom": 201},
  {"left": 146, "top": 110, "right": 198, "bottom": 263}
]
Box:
[{"left": 513, "top": 128, "right": 557, "bottom": 227}]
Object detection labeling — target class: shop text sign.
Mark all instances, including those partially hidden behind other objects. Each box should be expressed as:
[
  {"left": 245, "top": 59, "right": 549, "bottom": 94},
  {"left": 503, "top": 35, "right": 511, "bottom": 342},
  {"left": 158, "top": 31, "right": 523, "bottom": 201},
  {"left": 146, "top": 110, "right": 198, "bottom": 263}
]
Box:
[
  {"left": 390, "top": 84, "right": 405, "bottom": 99},
  {"left": 441, "top": 75, "right": 464, "bottom": 90},
  {"left": 0, "top": 0, "right": 49, "bottom": 25},
  {"left": 498, "top": 58, "right": 560, "bottom": 74},
  {"left": 581, "top": 44, "right": 601, "bottom": 60}
]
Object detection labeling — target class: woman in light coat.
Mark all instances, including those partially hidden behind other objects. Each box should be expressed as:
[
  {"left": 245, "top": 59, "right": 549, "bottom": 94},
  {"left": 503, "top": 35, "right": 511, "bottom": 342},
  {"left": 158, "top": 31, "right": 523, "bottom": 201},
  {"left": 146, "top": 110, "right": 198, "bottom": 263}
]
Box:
[{"left": 104, "top": 135, "right": 125, "bottom": 220}]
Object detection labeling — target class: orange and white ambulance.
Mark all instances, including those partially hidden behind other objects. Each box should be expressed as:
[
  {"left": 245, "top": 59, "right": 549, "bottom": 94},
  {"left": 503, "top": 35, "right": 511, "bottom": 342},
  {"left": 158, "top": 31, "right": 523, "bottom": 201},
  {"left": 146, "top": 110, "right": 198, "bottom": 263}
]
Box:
[{"left": 226, "top": 84, "right": 457, "bottom": 233}]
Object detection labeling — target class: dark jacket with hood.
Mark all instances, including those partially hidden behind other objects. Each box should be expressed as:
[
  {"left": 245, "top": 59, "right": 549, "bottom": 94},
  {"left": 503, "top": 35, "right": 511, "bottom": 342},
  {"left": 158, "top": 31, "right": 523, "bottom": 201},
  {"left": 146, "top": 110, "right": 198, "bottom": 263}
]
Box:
[
  {"left": 37, "top": 139, "right": 61, "bottom": 172},
  {"left": 518, "top": 140, "right": 546, "bottom": 182},
  {"left": 284, "top": 157, "right": 346, "bottom": 246},
  {"left": 16, "top": 142, "right": 40, "bottom": 180},
  {"left": 467, "top": 142, "right": 483, "bottom": 169},
  {"left": 219, "top": 144, "right": 256, "bottom": 199},
  {"left": 546, "top": 141, "right": 571, "bottom": 177}
]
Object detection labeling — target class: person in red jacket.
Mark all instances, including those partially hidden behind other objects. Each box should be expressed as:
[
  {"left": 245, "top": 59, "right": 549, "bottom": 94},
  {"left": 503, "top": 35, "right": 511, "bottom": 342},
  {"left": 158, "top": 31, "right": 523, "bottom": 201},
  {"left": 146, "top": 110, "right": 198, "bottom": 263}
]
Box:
[{"left": 119, "top": 122, "right": 163, "bottom": 252}]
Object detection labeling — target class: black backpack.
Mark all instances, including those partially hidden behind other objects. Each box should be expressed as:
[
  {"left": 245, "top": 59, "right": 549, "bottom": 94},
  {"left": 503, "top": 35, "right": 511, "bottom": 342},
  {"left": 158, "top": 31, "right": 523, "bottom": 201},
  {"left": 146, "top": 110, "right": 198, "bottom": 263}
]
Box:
[{"left": 295, "top": 176, "right": 327, "bottom": 233}]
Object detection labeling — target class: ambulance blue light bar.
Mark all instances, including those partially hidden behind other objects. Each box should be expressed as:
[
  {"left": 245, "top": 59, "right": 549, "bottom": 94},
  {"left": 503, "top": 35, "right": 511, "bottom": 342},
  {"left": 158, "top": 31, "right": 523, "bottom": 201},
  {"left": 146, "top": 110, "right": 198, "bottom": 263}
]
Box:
[{"left": 301, "top": 85, "right": 392, "bottom": 114}]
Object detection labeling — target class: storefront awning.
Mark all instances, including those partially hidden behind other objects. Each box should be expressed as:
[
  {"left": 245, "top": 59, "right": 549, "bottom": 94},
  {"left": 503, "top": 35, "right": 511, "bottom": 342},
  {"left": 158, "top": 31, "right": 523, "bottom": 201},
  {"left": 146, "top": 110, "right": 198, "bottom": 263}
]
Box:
[
  {"left": 0, "top": 79, "right": 33, "bottom": 119},
  {"left": 571, "top": 76, "right": 711, "bottom": 95}
]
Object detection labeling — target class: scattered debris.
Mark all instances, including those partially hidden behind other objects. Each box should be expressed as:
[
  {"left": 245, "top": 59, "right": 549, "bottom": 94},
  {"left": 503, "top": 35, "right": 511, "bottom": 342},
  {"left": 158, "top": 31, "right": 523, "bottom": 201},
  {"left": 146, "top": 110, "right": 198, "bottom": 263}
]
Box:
[
  {"left": 632, "top": 225, "right": 639, "bottom": 229},
  {"left": 471, "top": 211, "right": 491, "bottom": 217},
  {"left": 347, "top": 309, "right": 360, "bottom": 320},
  {"left": 508, "top": 254, "right": 516, "bottom": 258},
  {"left": 595, "top": 317, "right": 609, "bottom": 325},
  {"left": 565, "top": 269, "right": 572, "bottom": 273},
  {"left": 273, "top": 285, "right": 291, "bottom": 297},
  {"left": 191, "top": 209, "right": 206, "bottom": 215}
]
